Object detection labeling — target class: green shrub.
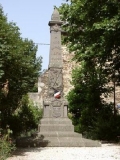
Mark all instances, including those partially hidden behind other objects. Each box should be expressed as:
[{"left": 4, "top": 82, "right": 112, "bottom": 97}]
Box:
[
  {"left": 95, "top": 115, "right": 120, "bottom": 141},
  {"left": 9, "top": 95, "right": 43, "bottom": 136},
  {"left": 74, "top": 112, "right": 120, "bottom": 141},
  {"left": 0, "top": 126, "right": 16, "bottom": 160}
]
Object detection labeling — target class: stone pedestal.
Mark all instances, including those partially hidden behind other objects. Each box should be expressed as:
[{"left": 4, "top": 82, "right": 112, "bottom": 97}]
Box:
[
  {"left": 37, "top": 97, "right": 101, "bottom": 147},
  {"left": 43, "top": 98, "right": 68, "bottom": 118}
]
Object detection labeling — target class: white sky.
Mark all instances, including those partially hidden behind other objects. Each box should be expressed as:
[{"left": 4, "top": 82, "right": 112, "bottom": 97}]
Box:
[{"left": 0, "top": 0, "right": 65, "bottom": 70}]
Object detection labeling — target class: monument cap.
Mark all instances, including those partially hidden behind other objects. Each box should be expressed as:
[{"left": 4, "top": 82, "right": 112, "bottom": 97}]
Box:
[
  {"left": 49, "top": 8, "right": 63, "bottom": 26},
  {"left": 51, "top": 8, "right": 60, "bottom": 21}
]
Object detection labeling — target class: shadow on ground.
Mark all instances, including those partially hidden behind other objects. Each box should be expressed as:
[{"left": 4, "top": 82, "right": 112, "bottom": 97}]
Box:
[
  {"left": 7, "top": 146, "right": 48, "bottom": 159},
  {"left": 16, "top": 134, "right": 50, "bottom": 148}
]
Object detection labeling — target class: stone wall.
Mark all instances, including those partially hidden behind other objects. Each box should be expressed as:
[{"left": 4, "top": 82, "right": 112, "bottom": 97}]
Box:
[
  {"left": 28, "top": 92, "right": 41, "bottom": 108},
  {"left": 62, "top": 46, "right": 76, "bottom": 96},
  {"left": 104, "top": 82, "right": 120, "bottom": 106},
  {"left": 38, "top": 70, "right": 48, "bottom": 99},
  {"left": 29, "top": 46, "right": 75, "bottom": 107},
  {"left": 29, "top": 46, "right": 120, "bottom": 112}
]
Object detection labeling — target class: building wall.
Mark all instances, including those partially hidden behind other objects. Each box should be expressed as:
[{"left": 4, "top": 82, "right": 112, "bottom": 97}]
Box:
[
  {"left": 29, "top": 46, "right": 75, "bottom": 107},
  {"left": 62, "top": 46, "right": 76, "bottom": 96},
  {"left": 29, "top": 46, "right": 120, "bottom": 112}
]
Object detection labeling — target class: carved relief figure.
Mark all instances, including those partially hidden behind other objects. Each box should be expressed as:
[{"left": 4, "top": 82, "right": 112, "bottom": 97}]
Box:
[
  {"left": 48, "top": 68, "right": 63, "bottom": 97},
  {"left": 51, "top": 24, "right": 61, "bottom": 32}
]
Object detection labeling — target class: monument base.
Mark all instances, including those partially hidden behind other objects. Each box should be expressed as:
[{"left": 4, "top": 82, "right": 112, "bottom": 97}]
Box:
[
  {"left": 16, "top": 117, "right": 101, "bottom": 147},
  {"left": 37, "top": 117, "right": 101, "bottom": 147}
]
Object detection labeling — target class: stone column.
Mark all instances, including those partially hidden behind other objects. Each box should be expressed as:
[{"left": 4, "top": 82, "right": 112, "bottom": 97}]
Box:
[{"left": 43, "top": 8, "right": 68, "bottom": 118}]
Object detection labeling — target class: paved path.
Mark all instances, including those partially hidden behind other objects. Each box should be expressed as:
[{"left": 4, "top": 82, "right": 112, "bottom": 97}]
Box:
[{"left": 7, "top": 144, "right": 120, "bottom": 160}]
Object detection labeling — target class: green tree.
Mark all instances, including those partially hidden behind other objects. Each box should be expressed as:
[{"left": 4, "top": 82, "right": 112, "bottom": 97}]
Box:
[
  {"left": 59, "top": 0, "right": 120, "bottom": 140},
  {"left": 0, "top": 5, "right": 42, "bottom": 130}
]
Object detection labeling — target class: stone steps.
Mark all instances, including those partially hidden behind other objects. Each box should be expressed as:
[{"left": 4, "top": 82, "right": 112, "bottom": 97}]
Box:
[
  {"left": 37, "top": 131, "right": 82, "bottom": 138},
  {"left": 40, "top": 137, "right": 101, "bottom": 147},
  {"left": 40, "top": 118, "right": 72, "bottom": 124},
  {"left": 16, "top": 136, "right": 101, "bottom": 147},
  {"left": 38, "top": 124, "right": 74, "bottom": 132},
  {"left": 16, "top": 117, "right": 101, "bottom": 147}
]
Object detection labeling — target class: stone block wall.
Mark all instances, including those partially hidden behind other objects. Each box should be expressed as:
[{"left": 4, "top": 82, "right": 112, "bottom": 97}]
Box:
[
  {"left": 29, "top": 46, "right": 75, "bottom": 107},
  {"left": 29, "top": 46, "right": 120, "bottom": 111},
  {"left": 104, "top": 81, "right": 120, "bottom": 109},
  {"left": 62, "top": 46, "right": 76, "bottom": 96}
]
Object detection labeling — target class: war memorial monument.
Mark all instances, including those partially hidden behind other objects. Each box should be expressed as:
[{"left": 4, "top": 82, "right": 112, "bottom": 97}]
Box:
[{"left": 17, "top": 8, "right": 101, "bottom": 147}]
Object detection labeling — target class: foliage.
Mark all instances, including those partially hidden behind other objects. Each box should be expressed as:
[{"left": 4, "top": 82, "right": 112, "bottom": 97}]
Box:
[
  {"left": 0, "top": 126, "right": 16, "bottom": 160},
  {"left": 67, "top": 65, "right": 114, "bottom": 140},
  {"left": 93, "top": 114, "right": 120, "bottom": 141},
  {"left": 30, "top": 84, "right": 38, "bottom": 92},
  {"left": 8, "top": 95, "right": 43, "bottom": 136},
  {"left": 0, "top": 5, "right": 42, "bottom": 130},
  {"left": 59, "top": 0, "right": 120, "bottom": 71},
  {"left": 59, "top": 0, "right": 120, "bottom": 140}
]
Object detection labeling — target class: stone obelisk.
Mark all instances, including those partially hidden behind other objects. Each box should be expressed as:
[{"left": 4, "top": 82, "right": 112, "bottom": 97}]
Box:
[
  {"left": 41, "top": 8, "right": 68, "bottom": 118},
  {"left": 37, "top": 9, "right": 101, "bottom": 147},
  {"left": 16, "top": 9, "right": 101, "bottom": 147},
  {"left": 48, "top": 8, "right": 63, "bottom": 98}
]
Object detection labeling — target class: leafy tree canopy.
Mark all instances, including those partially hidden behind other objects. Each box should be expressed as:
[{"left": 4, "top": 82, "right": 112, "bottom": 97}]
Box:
[
  {"left": 59, "top": 0, "right": 120, "bottom": 140},
  {"left": 0, "top": 5, "right": 42, "bottom": 128},
  {"left": 59, "top": 0, "right": 120, "bottom": 72}
]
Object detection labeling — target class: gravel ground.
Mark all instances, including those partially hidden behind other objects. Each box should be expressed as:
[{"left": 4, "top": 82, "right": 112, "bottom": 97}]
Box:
[{"left": 7, "top": 143, "right": 120, "bottom": 160}]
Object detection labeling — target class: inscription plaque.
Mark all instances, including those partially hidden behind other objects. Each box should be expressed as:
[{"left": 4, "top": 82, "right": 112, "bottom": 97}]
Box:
[{"left": 53, "top": 107, "right": 61, "bottom": 117}]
